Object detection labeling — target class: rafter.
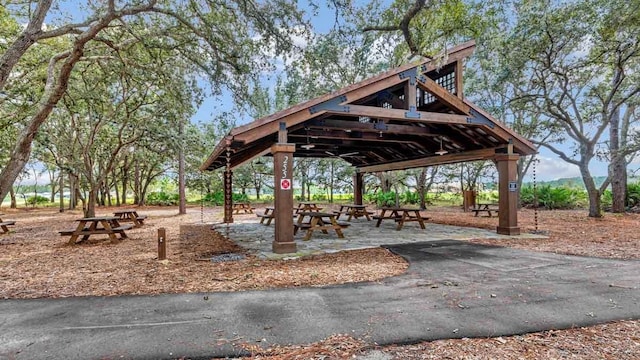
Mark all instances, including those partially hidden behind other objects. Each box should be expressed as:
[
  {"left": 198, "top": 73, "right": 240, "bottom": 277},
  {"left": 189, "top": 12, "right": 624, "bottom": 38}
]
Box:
[
  {"left": 325, "top": 104, "right": 470, "bottom": 124},
  {"left": 416, "top": 76, "right": 471, "bottom": 115},
  {"left": 306, "top": 118, "right": 439, "bottom": 136},
  {"left": 357, "top": 147, "right": 501, "bottom": 173}
]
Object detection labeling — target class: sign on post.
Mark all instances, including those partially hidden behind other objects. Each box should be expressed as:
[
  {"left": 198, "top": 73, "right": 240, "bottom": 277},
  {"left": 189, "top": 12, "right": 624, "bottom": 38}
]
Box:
[
  {"left": 280, "top": 178, "right": 291, "bottom": 190},
  {"left": 508, "top": 181, "right": 518, "bottom": 192}
]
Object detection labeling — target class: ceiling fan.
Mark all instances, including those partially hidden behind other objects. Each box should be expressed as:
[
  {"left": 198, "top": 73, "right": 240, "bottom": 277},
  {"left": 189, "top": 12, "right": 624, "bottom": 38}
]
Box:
[
  {"left": 300, "top": 127, "right": 315, "bottom": 150},
  {"left": 435, "top": 137, "right": 448, "bottom": 156}
]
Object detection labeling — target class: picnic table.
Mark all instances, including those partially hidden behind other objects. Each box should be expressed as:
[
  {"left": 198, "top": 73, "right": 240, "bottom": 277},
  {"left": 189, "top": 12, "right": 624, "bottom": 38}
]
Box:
[
  {"left": 113, "top": 210, "right": 147, "bottom": 227},
  {"left": 257, "top": 207, "right": 299, "bottom": 225},
  {"left": 232, "top": 202, "right": 255, "bottom": 214},
  {"left": 373, "top": 207, "right": 427, "bottom": 231},
  {"left": 294, "top": 211, "right": 349, "bottom": 241},
  {"left": 471, "top": 203, "right": 499, "bottom": 217},
  {"left": 295, "top": 202, "right": 323, "bottom": 213},
  {"left": 59, "top": 216, "right": 133, "bottom": 245},
  {"left": 0, "top": 213, "right": 16, "bottom": 234},
  {"left": 257, "top": 206, "right": 275, "bottom": 225},
  {"left": 334, "top": 204, "right": 373, "bottom": 221}
]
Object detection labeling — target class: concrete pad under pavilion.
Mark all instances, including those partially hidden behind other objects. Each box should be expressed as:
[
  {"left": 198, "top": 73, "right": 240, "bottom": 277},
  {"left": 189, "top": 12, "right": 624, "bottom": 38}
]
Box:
[{"left": 212, "top": 216, "right": 546, "bottom": 260}]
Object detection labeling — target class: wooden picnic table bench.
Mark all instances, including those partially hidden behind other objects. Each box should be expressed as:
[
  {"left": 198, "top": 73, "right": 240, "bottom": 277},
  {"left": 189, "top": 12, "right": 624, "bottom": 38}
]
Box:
[
  {"left": 373, "top": 207, "right": 428, "bottom": 231},
  {"left": 294, "top": 211, "right": 350, "bottom": 241},
  {"left": 232, "top": 202, "right": 255, "bottom": 214},
  {"left": 471, "top": 203, "right": 499, "bottom": 217},
  {"left": 0, "top": 213, "right": 16, "bottom": 234},
  {"left": 333, "top": 204, "right": 373, "bottom": 221},
  {"left": 113, "top": 210, "right": 147, "bottom": 227},
  {"left": 59, "top": 216, "right": 133, "bottom": 245},
  {"left": 295, "top": 202, "right": 323, "bottom": 213},
  {"left": 257, "top": 207, "right": 298, "bottom": 225}
]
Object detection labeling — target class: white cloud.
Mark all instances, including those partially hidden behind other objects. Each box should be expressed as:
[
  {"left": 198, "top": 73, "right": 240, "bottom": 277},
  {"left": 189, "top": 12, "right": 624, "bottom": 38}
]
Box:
[{"left": 523, "top": 156, "right": 581, "bottom": 182}]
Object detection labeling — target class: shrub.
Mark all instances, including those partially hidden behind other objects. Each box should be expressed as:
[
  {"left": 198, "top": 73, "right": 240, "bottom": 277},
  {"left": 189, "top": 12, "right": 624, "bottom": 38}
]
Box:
[
  {"left": 202, "top": 191, "right": 224, "bottom": 206},
  {"left": 232, "top": 193, "right": 249, "bottom": 203},
  {"left": 146, "top": 191, "right": 179, "bottom": 206},
  {"left": 627, "top": 182, "right": 640, "bottom": 208},
  {"left": 373, "top": 191, "right": 398, "bottom": 207},
  {"left": 26, "top": 195, "right": 49, "bottom": 206},
  {"left": 520, "top": 185, "right": 585, "bottom": 209},
  {"left": 401, "top": 190, "right": 420, "bottom": 205}
]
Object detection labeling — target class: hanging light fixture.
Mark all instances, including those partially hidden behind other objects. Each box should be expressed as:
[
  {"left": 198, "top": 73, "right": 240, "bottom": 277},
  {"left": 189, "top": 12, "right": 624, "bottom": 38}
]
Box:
[
  {"left": 435, "top": 137, "right": 448, "bottom": 155},
  {"left": 300, "top": 127, "right": 315, "bottom": 150}
]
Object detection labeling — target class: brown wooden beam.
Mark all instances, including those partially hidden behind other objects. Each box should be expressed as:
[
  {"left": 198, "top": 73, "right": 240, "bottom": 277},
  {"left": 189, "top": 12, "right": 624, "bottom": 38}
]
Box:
[
  {"left": 327, "top": 105, "right": 470, "bottom": 125},
  {"left": 455, "top": 60, "right": 464, "bottom": 99},
  {"left": 306, "top": 118, "right": 438, "bottom": 136},
  {"left": 229, "top": 139, "right": 274, "bottom": 169},
  {"left": 416, "top": 76, "right": 471, "bottom": 115},
  {"left": 357, "top": 148, "right": 500, "bottom": 173},
  {"left": 288, "top": 130, "right": 422, "bottom": 144}
]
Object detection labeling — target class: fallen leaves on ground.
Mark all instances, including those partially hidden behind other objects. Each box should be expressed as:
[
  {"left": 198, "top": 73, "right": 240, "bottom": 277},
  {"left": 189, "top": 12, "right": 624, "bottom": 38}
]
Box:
[{"left": 1, "top": 205, "right": 640, "bottom": 359}]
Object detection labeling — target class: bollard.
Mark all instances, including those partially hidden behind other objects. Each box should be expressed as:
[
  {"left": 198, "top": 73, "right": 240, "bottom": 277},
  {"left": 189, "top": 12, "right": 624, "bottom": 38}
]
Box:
[{"left": 158, "top": 228, "right": 166, "bottom": 260}]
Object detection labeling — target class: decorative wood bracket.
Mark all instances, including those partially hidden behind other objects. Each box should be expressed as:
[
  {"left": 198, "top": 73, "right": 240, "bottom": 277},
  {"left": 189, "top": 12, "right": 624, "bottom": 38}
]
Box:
[
  {"left": 309, "top": 95, "right": 349, "bottom": 114},
  {"left": 467, "top": 109, "right": 495, "bottom": 128}
]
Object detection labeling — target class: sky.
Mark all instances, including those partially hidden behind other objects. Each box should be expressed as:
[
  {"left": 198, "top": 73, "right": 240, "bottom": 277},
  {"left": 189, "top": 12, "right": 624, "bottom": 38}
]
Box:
[{"left": 42, "top": 0, "right": 628, "bottom": 184}]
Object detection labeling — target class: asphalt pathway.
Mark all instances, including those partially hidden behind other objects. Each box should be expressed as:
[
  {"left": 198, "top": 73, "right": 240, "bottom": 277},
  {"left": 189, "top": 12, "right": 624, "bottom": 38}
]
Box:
[{"left": 1, "top": 240, "right": 639, "bottom": 359}]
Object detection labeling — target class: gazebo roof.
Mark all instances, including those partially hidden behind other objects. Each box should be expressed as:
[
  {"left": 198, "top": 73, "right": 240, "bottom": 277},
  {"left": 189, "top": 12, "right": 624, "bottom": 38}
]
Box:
[{"left": 201, "top": 40, "right": 536, "bottom": 173}]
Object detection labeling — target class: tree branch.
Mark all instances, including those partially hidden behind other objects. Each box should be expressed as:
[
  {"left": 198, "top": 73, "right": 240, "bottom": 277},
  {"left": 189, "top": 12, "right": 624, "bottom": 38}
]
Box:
[{"left": 361, "top": 0, "right": 430, "bottom": 58}]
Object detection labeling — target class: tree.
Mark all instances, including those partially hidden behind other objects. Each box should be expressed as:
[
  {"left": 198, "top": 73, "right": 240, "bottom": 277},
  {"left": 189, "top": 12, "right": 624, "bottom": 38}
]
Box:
[
  {"left": 508, "top": 0, "right": 640, "bottom": 217},
  {"left": 0, "top": 0, "right": 306, "bottom": 206}
]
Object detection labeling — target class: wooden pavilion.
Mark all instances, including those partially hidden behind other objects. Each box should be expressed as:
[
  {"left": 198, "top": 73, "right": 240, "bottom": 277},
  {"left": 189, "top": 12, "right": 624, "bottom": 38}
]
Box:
[{"left": 201, "top": 41, "right": 536, "bottom": 254}]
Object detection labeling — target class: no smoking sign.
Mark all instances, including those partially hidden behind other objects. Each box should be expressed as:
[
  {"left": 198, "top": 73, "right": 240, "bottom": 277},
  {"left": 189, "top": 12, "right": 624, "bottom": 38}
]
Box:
[{"left": 280, "top": 178, "right": 291, "bottom": 190}]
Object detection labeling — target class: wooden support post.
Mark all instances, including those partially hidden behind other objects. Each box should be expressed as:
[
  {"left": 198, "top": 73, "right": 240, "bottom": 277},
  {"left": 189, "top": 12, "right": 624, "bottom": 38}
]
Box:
[
  {"left": 405, "top": 78, "right": 417, "bottom": 110},
  {"left": 496, "top": 153, "right": 520, "bottom": 235},
  {"left": 354, "top": 172, "right": 364, "bottom": 205},
  {"left": 158, "top": 228, "right": 167, "bottom": 260},
  {"left": 223, "top": 169, "right": 233, "bottom": 223},
  {"left": 455, "top": 60, "right": 464, "bottom": 99},
  {"left": 272, "top": 122, "right": 297, "bottom": 254}
]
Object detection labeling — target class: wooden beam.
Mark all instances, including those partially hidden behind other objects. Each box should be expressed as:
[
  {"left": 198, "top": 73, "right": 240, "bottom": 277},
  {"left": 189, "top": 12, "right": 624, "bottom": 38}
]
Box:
[
  {"left": 229, "top": 140, "right": 274, "bottom": 169},
  {"left": 416, "top": 76, "right": 471, "bottom": 115},
  {"left": 288, "top": 130, "right": 421, "bottom": 144},
  {"left": 306, "top": 118, "right": 438, "bottom": 136},
  {"left": 357, "top": 148, "right": 500, "bottom": 173},
  {"left": 327, "top": 105, "right": 470, "bottom": 125},
  {"left": 455, "top": 60, "right": 464, "bottom": 99}
]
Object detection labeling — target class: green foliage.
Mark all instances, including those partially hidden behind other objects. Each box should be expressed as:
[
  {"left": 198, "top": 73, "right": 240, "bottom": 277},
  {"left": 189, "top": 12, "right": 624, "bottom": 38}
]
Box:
[
  {"left": 477, "top": 190, "right": 499, "bottom": 203},
  {"left": 627, "top": 182, "right": 640, "bottom": 208},
  {"left": 233, "top": 193, "right": 249, "bottom": 203},
  {"left": 520, "top": 185, "right": 586, "bottom": 210},
  {"left": 311, "top": 194, "right": 327, "bottom": 201},
  {"left": 26, "top": 195, "right": 49, "bottom": 206},
  {"left": 601, "top": 190, "right": 613, "bottom": 208},
  {"left": 146, "top": 191, "right": 179, "bottom": 206},
  {"left": 401, "top": 190, "right": 419, "bottom": 205},
  {"left": 366, "top": 191, "right": 397, "bottom": 207},
  {"left": 202, "top": 191, "right": 224, "bottom": 206}
]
